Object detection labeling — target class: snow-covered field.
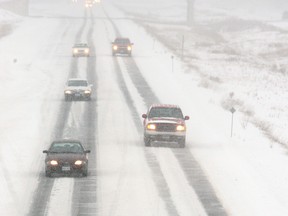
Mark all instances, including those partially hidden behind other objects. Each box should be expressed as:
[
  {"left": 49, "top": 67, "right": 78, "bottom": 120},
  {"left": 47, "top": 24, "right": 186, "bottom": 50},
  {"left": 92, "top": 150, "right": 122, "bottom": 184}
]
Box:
[
  {"left": 1, "top": 0, "right": 288, "bottom": 215},
  {"left": 113, "top": 0, "right": 288, "bottom": 148}
]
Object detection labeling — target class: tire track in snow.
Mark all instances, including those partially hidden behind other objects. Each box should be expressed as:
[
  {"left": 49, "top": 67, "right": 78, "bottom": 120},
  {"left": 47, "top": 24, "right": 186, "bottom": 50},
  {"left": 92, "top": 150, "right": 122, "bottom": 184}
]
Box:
[
  {"left": 71, "top": 9, "right": 98, "bottom": 216},
  {"left": 111, "top": 54, "right": 180, "bottom": 216},
  {"left": 122, "top": 57, "right": 227, "bottom": 216},
  {"left": 97, "top": 4, "right": 229, "bottom": 213},
  {"left": 27, "top": 11, "right": 89, "bottom": 216},
  {"left": 99, "top": 6, "right": 180, "bottom": 214}
]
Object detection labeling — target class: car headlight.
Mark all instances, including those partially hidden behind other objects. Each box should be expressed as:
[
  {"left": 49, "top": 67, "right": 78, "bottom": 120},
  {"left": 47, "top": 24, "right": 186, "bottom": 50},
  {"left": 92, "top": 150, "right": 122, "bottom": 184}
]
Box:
[
  {"left": 73, "top": 49, "right": 78, "bottom": 53},
  {"left": 49, "top": 160, "right": 58, "bottom": 166},
  {"left": 176, "top": 125, "right": 186, "bottom": 131},
  {"left": 65, "top": 90, "right": 72, "bottom": 94},
  {"left": 147, "top": 124, "right": 156, "bottom": 130},
  {"left": 113, "top": 45, "right": 118, "bottom": 50},
  {"left": 127, "top": 46, "right": 132, "bottom": 51},
  {"left": 84, "top": 90, "right": 91, "bottom": 94},
  {"left": 75, "top": 160, "right": 83, "bottom": 165},
  {"left": 85, "top": 49, "right": 89, "bottom": 53}
]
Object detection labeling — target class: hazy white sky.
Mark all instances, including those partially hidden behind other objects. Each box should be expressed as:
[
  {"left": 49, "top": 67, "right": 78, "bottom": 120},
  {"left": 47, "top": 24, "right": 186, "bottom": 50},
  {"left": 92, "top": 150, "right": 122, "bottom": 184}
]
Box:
[{"left": 200, "top": 0, "right": 288, "bottom": 10}]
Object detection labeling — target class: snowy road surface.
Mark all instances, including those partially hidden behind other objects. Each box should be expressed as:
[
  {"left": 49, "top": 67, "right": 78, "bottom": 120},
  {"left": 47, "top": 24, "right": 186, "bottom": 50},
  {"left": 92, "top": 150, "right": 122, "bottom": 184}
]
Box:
[{"left": 1, "top": 0, "right": 288, "bottom": 215}]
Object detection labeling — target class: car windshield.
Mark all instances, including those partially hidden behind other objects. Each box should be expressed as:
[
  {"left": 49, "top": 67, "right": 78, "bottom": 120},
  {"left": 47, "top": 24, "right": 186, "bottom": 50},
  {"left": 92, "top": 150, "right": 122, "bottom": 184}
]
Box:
[
  {"left": 49, "top": 142, "right": 84, "bottom": 153},
  {"left": 115, "top": 38, "right": 130, "bottom": 44},
  {"left": 68, "top": 80, "right": 88, "bottom": 87},
  {"left": 148, "top": 107, "right": 183, "bottom": 119}
]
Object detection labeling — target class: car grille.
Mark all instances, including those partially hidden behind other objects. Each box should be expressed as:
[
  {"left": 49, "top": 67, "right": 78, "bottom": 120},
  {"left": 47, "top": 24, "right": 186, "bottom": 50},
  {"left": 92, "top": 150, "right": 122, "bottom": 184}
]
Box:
[
  {"left": 74, "top": 90, "right": 84, "bottom": 93},
  {"left": 156, "top": 123, "right": 176, "bottom": 132}
]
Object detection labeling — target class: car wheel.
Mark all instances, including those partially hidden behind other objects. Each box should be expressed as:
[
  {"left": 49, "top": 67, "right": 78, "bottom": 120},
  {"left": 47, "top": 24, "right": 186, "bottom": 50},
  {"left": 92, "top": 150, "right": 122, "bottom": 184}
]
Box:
[
  {"left": 144, "top": 135, "right": 151, "bottom": 147},
  {"left": 66, "top": 95, "right": 72, "bottom": 101},
  {"left": 45, "top": 170, "right": 52, "bottom": 177},
  {"left": 178, "top": 138, "right": 186, "bottom": 148},
  {"left": 82, "top": 169, "right": 88, "bottom": 177}
]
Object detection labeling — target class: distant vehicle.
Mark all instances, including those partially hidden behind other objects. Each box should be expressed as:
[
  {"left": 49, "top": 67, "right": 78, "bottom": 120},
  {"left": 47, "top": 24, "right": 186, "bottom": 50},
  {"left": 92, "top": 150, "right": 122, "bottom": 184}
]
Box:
[
  {"left": 112, "top": 37, "right": 133, "bottom": 56},
  {"left": 64, "top": 78, "right": 92, "bottom": 101},
  {"left": 85, "top": 0, "right": 94, "bottom": 7},
  {"left": 72, "top": 43, "right": 90, "bottom": 57},
  {"left": 43, "top": 139, "right": 91, "bottom": 177},
  {"left": 142, "top": 104, "right": 189, "bottom": 148}
]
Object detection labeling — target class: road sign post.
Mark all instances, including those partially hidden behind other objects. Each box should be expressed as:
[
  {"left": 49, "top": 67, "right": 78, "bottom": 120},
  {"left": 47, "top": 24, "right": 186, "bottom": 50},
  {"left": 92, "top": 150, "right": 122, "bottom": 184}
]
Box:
[
  {"left": 171, "top": 55, "right": 174, "bottom": 72},
  {"left": 230, "top": 107, "right": 236, "bottom": 137}
]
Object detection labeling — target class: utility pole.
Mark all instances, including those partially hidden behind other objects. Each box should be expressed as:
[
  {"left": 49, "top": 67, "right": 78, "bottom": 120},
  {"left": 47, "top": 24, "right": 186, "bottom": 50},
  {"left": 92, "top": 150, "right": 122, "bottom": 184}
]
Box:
[
  {"left": 230, "top": 107, "right": 236, "bottom": 137},
  {"left": 187, "top": 0, "right": 195, "bottom": 26}
]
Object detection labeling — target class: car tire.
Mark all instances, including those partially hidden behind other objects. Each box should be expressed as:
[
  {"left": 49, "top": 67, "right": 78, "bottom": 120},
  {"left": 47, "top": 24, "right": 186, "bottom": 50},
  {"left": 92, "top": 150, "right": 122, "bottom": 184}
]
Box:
[
  {"left": 45, "top": 170, "right": 52, "bottom": 177},
  {"left": 144, "top": 135, "right": 151, "bottom": 147},
  {"left": 178, "top": 138, "right": 186, "bottom": 148},
  {"left": 65, "top": 95, "right": 72, "bottom": 101},
  {"left": 82, "top": 169, "right": 88, "bottom": 177}
]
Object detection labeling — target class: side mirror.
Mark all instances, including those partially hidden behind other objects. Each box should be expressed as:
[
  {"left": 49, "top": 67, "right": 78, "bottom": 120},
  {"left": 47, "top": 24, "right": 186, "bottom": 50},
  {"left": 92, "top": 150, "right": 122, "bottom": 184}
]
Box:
[
  {"left": 184, "top": 116, "right": 189, "bottom": 120},
  {"left": 43, "top": 150, "right": 48, "bottom": 154},
  {"left": 142, "top": 114, "right": 147, "bottom": 119},
  {"left": 85, "top": 150, "right": 91, "bottom": 153}
]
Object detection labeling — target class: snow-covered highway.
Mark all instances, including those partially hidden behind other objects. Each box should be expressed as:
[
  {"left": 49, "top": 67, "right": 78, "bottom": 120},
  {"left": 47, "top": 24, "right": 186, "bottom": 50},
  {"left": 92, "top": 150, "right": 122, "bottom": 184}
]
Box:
[{"left": 1, "top": 0, "right": 288, "bottom": 215}]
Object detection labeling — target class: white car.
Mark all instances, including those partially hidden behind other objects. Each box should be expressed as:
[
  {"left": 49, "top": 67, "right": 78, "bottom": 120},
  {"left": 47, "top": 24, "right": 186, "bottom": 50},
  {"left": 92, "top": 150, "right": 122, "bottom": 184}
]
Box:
[
  {"left": 85, "top": 0, "right": 94, "bottom": 7},
  {"left": 64, "top": 78, "right": 92, "bottom": 101},
  {"left": 72, "top": 43, "right": 90, "bottom": 57}
]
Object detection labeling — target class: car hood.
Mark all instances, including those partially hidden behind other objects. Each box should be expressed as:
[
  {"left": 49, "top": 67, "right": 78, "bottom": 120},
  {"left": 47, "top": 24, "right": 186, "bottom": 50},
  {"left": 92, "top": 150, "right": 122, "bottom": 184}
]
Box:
[
  {"left": 46, "top": 153, "right": 87, "bottom": 162},
  {"left": 114, "top": 43, "right": 130, "bottom": 46},
  {"left": 65, "top": 86, "right": 91, "bottom": 91},
  {"left": 147, "top": 117, "right": 185, "bottom": 124}
]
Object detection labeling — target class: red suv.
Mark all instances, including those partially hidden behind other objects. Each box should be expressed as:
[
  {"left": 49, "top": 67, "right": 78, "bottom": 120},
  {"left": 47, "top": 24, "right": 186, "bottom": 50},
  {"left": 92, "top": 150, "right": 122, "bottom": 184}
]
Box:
[
  {"left": 112, "top": 37, "right": 133, "bottom": 56},
  {"left": 142, "top": 104, "right": 189, "bottom": 148}
]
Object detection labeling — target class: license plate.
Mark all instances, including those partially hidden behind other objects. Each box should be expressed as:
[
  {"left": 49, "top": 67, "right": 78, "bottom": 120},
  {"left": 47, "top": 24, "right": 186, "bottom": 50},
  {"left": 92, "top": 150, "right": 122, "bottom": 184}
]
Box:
[
  {"left": 62, "top": 166, "right": 70, "bottom": 171},
  {"left": 75, "top": 93, "right": 81, "bottom": 97}
]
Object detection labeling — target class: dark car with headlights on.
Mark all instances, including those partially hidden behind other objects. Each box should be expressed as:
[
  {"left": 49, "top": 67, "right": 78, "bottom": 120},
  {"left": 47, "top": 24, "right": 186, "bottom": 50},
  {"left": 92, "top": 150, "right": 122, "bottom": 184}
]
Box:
[
  {"left": 72, "top": 43, "right": 90, "bottom": 57},
  {"left": 43, "top": 139, "right": 90, "bottom": 177},
  {"left": 64, "top": 78, "right": 92, "bottom": 101},
  {"left": 112, "top": 37, "right": 133, "bottom": 56},
  {"left": 142, "top": 104, "right": 189, "bottom": 148}
]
